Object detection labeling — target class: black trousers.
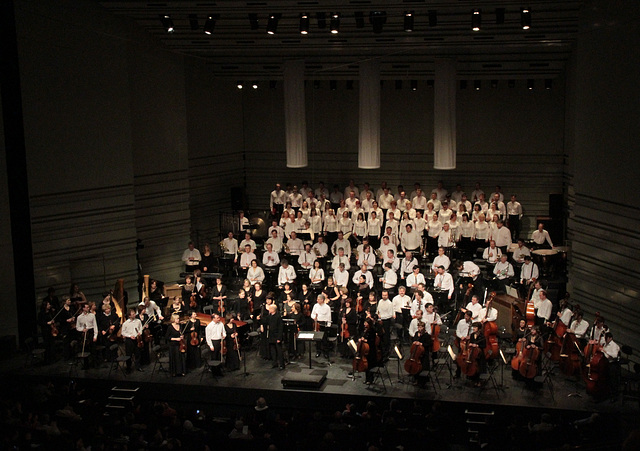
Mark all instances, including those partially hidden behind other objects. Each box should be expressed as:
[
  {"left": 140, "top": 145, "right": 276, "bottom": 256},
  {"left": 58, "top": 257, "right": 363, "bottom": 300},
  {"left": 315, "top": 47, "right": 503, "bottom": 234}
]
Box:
[
  {"left": 269, "top": 341, "right": 284, "bottom": 367},
  {"left": 125, "top": 338, "right": 141, "bottom": 370}
]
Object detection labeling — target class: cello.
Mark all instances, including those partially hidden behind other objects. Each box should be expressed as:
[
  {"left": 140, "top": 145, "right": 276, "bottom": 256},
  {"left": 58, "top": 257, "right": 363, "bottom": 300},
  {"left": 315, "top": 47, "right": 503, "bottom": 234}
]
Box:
[
  {"left": 525, "top": 283, "right": 536, "bottom": 328},
  {"left": 511, "top": 328, "right": 530, "bottom": 371},
  {"left": 457, "top": 337, "right": 482, "bottom": 377},
  {"left": 430, "top": 307, "right": 442, "bottom": 353},
  {"left": 404, "top": 341, "right": 425, "bottom": 375},
  {"left": 518, "top": 330, "right": 541, "bottom": 379},
  {"left": 353, "top": 339, "right": 370, "bottom": 373},
  {"left": 482, "top": 292, "right": 499, "bottom": 360}
]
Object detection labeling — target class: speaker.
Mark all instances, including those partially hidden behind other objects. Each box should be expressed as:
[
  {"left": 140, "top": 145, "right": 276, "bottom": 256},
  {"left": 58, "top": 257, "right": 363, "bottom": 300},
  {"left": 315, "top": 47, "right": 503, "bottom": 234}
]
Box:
[
  {"left": 231, "top": 187, "right": 246, "bottom": 211},
  {"left": 549, "top": 194, "right": 563, "bottom": 219}
]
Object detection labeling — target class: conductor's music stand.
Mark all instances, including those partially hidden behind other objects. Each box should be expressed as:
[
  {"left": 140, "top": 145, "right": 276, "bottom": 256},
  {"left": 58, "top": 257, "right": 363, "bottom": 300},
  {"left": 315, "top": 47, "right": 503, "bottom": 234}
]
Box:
[{"left": 298, "top": 331, "right": 325, "bottom": 369}]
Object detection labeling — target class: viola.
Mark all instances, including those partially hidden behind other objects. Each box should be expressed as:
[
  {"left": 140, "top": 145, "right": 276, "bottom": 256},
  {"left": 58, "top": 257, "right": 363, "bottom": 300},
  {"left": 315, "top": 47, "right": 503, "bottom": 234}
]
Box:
[
  {"left": 190, "top": 330, "right": 199, "bottom": 346},
  {"left": 303, "top": 302, "right": 311, "bottom": 317},
  {"left": 218, "top": 299, "right": 225, "bottom": 315},
  {"left": 404, "top": 342, "right": 425, "bottom": 375},
  {"left": 50, "top": 322, "right": 59, "bottom": 338},
  {"left": 179, "top": 321, "right": 189, "bottom": 353},
  {"left": 356, "top": 295, "right": 364, "bottom": 313},
  {"left": 137, "top": 333, "right": 145, "bottom": 349},
  {"left": 341, "top": 318, "right": 350, "bottom": 340},
  {"left": 143, "top": 328, "right": 153, "bottom": 343}
]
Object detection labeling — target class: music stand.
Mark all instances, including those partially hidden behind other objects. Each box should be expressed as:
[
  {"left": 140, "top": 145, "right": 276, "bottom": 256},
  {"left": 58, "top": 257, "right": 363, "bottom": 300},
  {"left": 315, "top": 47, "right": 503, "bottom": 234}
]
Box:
[
  {"left": 347, "top": 339, "right": 362, "bottom": 381},
  {"left": 496, "top": 348, "right": 510, "bottom": 390},
  {"left": 298, "top": 331, "right": 324, "bottom": 369},
  {"left": 480, "top": 359, "right": 501, "bottom": 397},
  {"left": 390, "top": 344, "right": 407, "bottom": 383}
]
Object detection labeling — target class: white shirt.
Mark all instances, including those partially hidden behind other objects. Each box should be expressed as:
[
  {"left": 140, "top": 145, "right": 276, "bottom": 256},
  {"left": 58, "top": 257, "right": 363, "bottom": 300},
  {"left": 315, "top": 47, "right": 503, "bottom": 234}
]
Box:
[
  {"left": 558, "top": 308, "right": 573, "bottom": 325},
  {"left": 465, "top": 302, "right": 483, "bottom": 321},
  {"left": 331, "top": 254, "right": 350, "bottom": 271},
  {"left": 406, "top": 272, "right": 426, "bottom": 288},
  {"left": 239, "top": 239, "right": 257, "bottom": 252},
  {"left": 493, "top": 227, "right": 512, "bottom": 248},
  {"left": 309, "top": 268, "right": 325, "bottom": 284},
  {"left": 532, "top": 229, "right": 554, "bottom": 247},
  {"left": 298, "top": 251, "right": 316, "bottom": 268},
  {"left": 287, "top": 238, "right": 304, "bottom": 256},
  {"left": 602, "top": 340, "right": 620, "bottom": 362},
  {"left": 423, "top": 311, "right": 443, "bottom": 335},
  {"left": 400, "top": 257, "right": 419, "bottom": 276},
  {"left": 76, "top": 312, "right": 98, "bottom": 332},
  {"left": 121, "top": 318, "right": 143, "bottom": 339},
  {"left": 478, "top": 307, "right": 498, "bottom": 322},
  {"left": 323, "top": 215, "right": 338, "bottom": 233},
  {"left": 456, "top": 319, "right": 473, "bottom": 339},
  {"left": 401, "top": 230, "right": 422, "bottom": 251},
  {"left": 432, "top": 254, "right": 451, "bottom": 272},
  {"left": 139, "top": 300, "right": 163, "bottom": 320},
  {"left": 278, "top": 265, "right": 296, "bottom": 285},
  {"left": 311, "top": 303, "right": 332, "bottom": 324},
  {"left": 247, "top": 266, "right": 265, "bottom": 283},
  {"left": 352, "top": 270, "right": 374, "bottom": 288},
  {"left": 378, "top": 193, "right": 395, "bottom": 209},
  {"left": 268, "top": 225, "right": 285, "bottom": 239},
  {"left": 381, "top": 269, "right": 398, "bottom": 289},
  {"left": 240, "top": 251, "right": 256, "bottom": 268},
  {"left": 377, "top": 299, "right": 394, "bottom": 320},
  {"left": 182, "top": 248, "right": 202, "bottom": 266},
  {"left": 312, "top": 241, "right": 328, "bottom": 257},
  {"left": 507, "top": 201, "right": 523, "bottom": 217},
  {"left": 262, "top": 251, "right": 280, "bottom": 267},
  {"left": 474, "top": 221, "right": 490, "bottom": 240},
  {"left": 493, "top": 261, "right": 514, "bottom": 279},
  {"left": 483, "top": 246, "right": 502, "bottom": 263},
  {"left": 383, "top": 255, "right": 400, "bottom": 272},
  {"left": 392, "top": 294, "right": 412, "bottom": 313},
  {"left": 458, "top": 261, "right": 480, "bottom": 278},
  {"left": 427, "top": 220, "right": 442, "bottom": 238},
  {"left": 223, "top": 237, "right": 238, "bottom": 255},
  {"left": 512, "top": 245, "right": 531, "bottom": 263},
  {"left": 205, "top": 321, "right": 226, "bottom": 344},
  {"left": 434, "top": 272, "right": 454, "bottom": 297},
  {"left": 270, "top": 189, "right": 287, "bottom": 208},
  {"left": 408, "top": 318, "right": 424, "bottom": 338},
  {"left": 537, "top": 298, "right": 553, "bottom": 321},
  {"left": 412, "top": 195, "right": 427, "bottom": 210},
  {"left": 331, "top": 238, "right": 351, "bottom": 258},
  {"left": 570, "top": 319, "right": 589, "bottom": 338},
  {"left": 520, "top": 262, "right": 539, "bottom": 282},
  {"left": 358, "top": 252, "right": 376, "bottom": 270},
  {"left": 333, "top": 269, "right": 350, "bottom": 287}
]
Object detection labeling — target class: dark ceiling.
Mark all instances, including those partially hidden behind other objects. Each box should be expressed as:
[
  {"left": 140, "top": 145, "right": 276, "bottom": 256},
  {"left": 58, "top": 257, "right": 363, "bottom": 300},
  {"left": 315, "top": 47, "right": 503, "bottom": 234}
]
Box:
[{"left": 99, "top": 0, "right": 582, "bottom": 81}]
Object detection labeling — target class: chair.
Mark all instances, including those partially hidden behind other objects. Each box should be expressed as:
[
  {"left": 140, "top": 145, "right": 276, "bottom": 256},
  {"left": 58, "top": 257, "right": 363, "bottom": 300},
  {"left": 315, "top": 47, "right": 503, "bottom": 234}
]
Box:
[
  {"left": 201, "top": 359, "right": 224, "bottom": 382},
  {"left": 202, "top": 305, "right": 214, "bottom": 315},
  {"left": 622, "top": 363, "right": 640, "bottom": 407},
  {"left": 151, "top": 345, "right": 170, "bottom": 378},
  {"left": 107, "top": 344, "right": 130, "bottom": 378},
  {"left": 24, "top": 337, "right": 46, "bottom": 368},
  {"left": 620, "top": 345, "right": 633, "bottom": 373}
]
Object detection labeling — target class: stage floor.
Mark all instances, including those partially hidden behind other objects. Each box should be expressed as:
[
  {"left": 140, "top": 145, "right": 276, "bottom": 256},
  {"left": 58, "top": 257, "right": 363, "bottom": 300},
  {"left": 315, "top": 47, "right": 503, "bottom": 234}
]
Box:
[{"left": 5, "top": 345, "right": 638, "bottom": 418}]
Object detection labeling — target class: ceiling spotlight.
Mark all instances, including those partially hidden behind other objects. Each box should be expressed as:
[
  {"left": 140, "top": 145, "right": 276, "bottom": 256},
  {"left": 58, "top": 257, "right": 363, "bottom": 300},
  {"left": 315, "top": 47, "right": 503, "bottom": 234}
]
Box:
[
  {"left": 237, "top": 81, "right": 244, "bottom": 90},
  {"left": 330, "top": 13, "right": 340, "bottom": 34},
  {"left": 527, "top": 79, "right": 535, "bottom": 90},
  {"left": 472, "top": 9, "right": 481, "bottom": 32},
  {"left": 521, "top": 8, "right": 532, "bottom": 30},
  {"left": 474, "top": 80, "right": 481, "bottom": 91},
  {"left": 300, "top": 13, "right": 310, "bottom": 34},
  {"left": 545, "top": 79, "right": 552, "bottom": 90},
  {"left": 395, "top": 80, "right": 403, "bottom": 90},
  {"left": 330, "top": 80, "right": 337, "bottom": 91},
  {"left": 346, "top": 80, "right": 354, "bottom": 90},
  {"left": 496, "top": 8, "right": 505, "bottom": 25},
  {"left": 317, "top": 12, "right": 327, "bottom": 29},
  {"left": 248, "top": 13, "right": 259, "bottom": 30},
  {"left": 189, "top": 14, "right": 199, "bottom": 31},
  {"left": 491, "top": 79, "right": 498, "bottom": 89},
  {"left": 508, "top": 79, "right": 515, "bottom": 88},
  {"left": 428, "top": 10, "right": 438, "bottom": 27},
  {"left": 252, "top": 82, "right": 258, "bottom": 90},
  {"left": 410, "top": 80, "right": 418, "bottom": 91},
  {"left": 404, "top": 11, "right": 414, "bottom": 32},
  {"left": 267, "top": 14, "right": 280, "bottom": 35},
  {"left": 355, "top": 12, "right": 365, "bottom": 28},
  {"left": 160, "top": 15, "right": 174, "bottom": 33},
  {"left": 204, "top": 15, "right": 218, "bottom": 35},
  {"left": 370, "top": 11, "right": 387, "bottom": 34}
]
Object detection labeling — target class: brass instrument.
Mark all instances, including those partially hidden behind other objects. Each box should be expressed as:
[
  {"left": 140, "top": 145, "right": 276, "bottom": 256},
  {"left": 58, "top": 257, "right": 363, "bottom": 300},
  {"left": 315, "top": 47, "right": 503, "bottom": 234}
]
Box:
[
  {"left": 353, "top": 248, "right": 359, "bottom": 261},
  {"left": 343, "top": 231, "right": 352, "bottom": 240},
  {"left": 219, "top": 240, "right": 229, "bottom": 253},
  {"left": 449, "top": 229, "right": 457, "bottom": 248},
  {"left": 374, "top": 249, "right": 383, "bottom": 259},
  {"left": 284, "top": 242, "right": 290, "bottom": 254},
  {"left": 313, "top": 247, "right": 321, "bottom": 257}
]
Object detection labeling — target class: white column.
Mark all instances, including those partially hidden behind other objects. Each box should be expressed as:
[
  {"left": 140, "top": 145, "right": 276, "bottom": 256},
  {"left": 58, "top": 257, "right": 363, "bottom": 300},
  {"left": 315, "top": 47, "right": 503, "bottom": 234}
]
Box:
[
  {"left": 283, "top": 60, "right": 308, "bottom": 168},
  {"left": 434, "top": 58, "right": 457, "bottom": 170},
  {"left": 358, "top": 60, "right": 381, "bottom": 169}
]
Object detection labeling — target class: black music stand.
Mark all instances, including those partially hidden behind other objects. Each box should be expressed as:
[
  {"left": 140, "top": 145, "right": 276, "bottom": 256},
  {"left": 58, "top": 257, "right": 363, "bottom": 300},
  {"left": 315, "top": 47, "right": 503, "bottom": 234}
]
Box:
[{"left": 298, "top": 331, "right": 325, "bottom": 369}]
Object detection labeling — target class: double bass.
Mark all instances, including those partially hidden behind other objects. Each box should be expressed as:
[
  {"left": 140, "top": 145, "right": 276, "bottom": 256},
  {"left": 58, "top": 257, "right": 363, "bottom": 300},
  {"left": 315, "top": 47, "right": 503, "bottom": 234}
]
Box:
[
  {"left": 483, "top": 292, "right": 499, "bottom": 360},
  {"left": 584, "top": 350, "right": 609, "bottom": 397},
  {"left": 430, "top": 308, "right": 442, "bottom": 353},
  {"left": 525, "top": 283, "right": 536, "bottom": 328},
  {"left": 352, "top": 339, "right": 370, "bottom": 373}
]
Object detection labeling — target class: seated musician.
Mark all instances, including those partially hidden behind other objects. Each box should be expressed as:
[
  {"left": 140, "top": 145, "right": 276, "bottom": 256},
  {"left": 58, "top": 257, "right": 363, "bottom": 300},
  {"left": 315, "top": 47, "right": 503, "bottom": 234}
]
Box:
[
  {"left": 423, "top": 303, "right": 443, "bottom": 360},
  {"left": 568, "top": 311, "right": 589, "bottom": 345},
  {"left": 268, "top": 219, "right": 284, "bottom": 240},
  {"left": 239, "top": 232, "right": 257, "bottom": 253},
  {"left": 357, "top": 244, "right": 376, "bottom": 271},
  {"left": 530, "top": 280, "right": 544, "bottom": 308},
  {"left": 589, "top": 315, "right": 607, "bottom": 346},
  {"left": 331, "top": 232, "right": 352, "bottom": 259},
  {"left": 333, "top": 263, "right": 350, "bottom": 288},
  {"left": 312, "top": 235, "right": 329, "bottom": 259},
  {"left": 531, "top": 223, "right": 554, "bottom": 249},
  {"left": 454, "top": 311, "right": 474, "bottom": 378},
  {"left": 266, "top": 230, "right": 283, "bottom": 254},
  {"left": 556, "top": 297, "right": 573, "bottom": 327},
  {"left": 352, "top": 264, "right": 374, "bottom": 291},
  {"left": 478, "top": 298, "right": 498, "bottom": 326},
  {"left": 277, "top": 259, "right": 296, "bottom": 289},
  {"left": 400, "top": 251, "right": 419, "bottom": 280},
  {"left": 239, "top": 245, "right": 256, "bottom": 276},
  {"left": 385, "top": 225, "right": 400, "bottom": 249},
  {"left": 386, "top": 213, "right": 400, "bottom": 239},
  {"left": 468, "top": 322, "right": 487, "bottom": 387},
  {"left": 378, "top": 235, "right": 397, "bottom": 260},
  {"left": 455, "top": 259, "right": 482, "bottom": 290},
  {"left": 331, "top": 247, "right": 351, "bottom": 272},
  {"left": 222, "top": 231, "right": 239, "bottom": 264},
  {"left": 518, "top": 255, "right": 539, "bottom": 297},
  {"left": 406, "top": 266, "right": 426, "bottom": 293},
  {"left": 483, "top": 240, "right": 502, "bottom": 265},
  {"left": 286, "top": 231, "right": 304, "bottom": 258},
  {"left": 512, "top": 239, "right": 531, "bottom": 264},
  {"left": 432, "top": 247, "right": 451, "bottom": 275},
  {"left": 262, "top": 243, "right": 280, "bottom": 289},
  {"left": 247, "top": 259, "right": 265, "bottom": 285},
  {"left": 410, "top": 290, "right": 429, "bottom": 319},
  {"left": 181, "top": 241, "right": 201, "bottom": 273},
  {"left": 535, "top": 290, "right": 553, "bottom": 331},
  {"left": 309, "top": 260, "right": 325, "bottom": 290},
  {"left": 411, "top": 321, "right": 432, "bottom": 382},
  {"left": 311, "top": 294, "right": 332, "bottom": 359},
  {"left": 140, "top": 296, "right": 164, "bottom": 325},
  {"left": 298, "top": 243, "right": 316, "bottom": 272},
  {"left": 170, "top": 296, "right": 184, "bottom": 316},
  {"left": 492, "top": 254, "right": 514, "bottom": 292},
  {"left": 383, "top": 249, "right": 400, "bottom": 273},
  {"left": 461, "top": 295, "right": 483, "bottom": 322},
  {"left": 433, "top": 266, "right": 454, "bottom": 305}
]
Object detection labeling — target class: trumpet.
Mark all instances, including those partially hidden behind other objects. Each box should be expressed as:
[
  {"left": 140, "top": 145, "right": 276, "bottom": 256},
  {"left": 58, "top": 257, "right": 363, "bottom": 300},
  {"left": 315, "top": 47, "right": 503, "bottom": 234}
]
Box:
[
  {"left": 284, "top": 243, "right": 290, "bottom": 254},
  {"left": 219, "top": 240, "right": 229, "bottom": 253}
]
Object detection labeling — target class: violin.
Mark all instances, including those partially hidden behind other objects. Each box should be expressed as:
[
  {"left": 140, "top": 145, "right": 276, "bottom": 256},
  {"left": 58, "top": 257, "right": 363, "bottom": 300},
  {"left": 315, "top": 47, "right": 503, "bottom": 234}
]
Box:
[
  {"left": 179, "top": 321, "right": 189, "bottom": 353},
  {"left": 341, "top": 316, "right": 350, "bottom": 340},
  {"left": 50, "top": 321, "right": 59, "bottom": 338},
  {"left": 303, "top": 301, "right": 311, "bottom": 317},
  {"left": 404, "top": 341, "right": 425, "bottom": 375},
  {"left": 190, "top": 291, "right": 198, "bottom": 309},
  {"left": 190, "top": 325, "right": 199, "bottom": 347}
]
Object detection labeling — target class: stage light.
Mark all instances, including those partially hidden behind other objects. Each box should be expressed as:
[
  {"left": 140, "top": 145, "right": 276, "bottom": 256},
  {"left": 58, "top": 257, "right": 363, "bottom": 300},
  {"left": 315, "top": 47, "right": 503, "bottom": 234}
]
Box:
[
  {"left": 404, "top": 11, "right": 414, "bottom": 32},
  {"left": 354, "top": 11, "right": 365, "bottom": 28},
  {"left": 527, "top": 79, "right": 535, "bottom": 90},
  {"left": 410, "top": 80, "right": 417, "bottom": 91},
  {"left": 252, "top": 82, "right": 258, "bottom": 90},
  {"left": 395, "top": 80, "right": 402, "bottom": 90},
  {"left": 300, "top": 13, "right": 310, "bottom": 34},
  {"left": 521, "top": 8, "right": 531, "bottom": 30},
  {"left": 545, "top": 79, "right": 552, "bottom": 90},
  {"left": 317, "top": 12, "right": 327, "bottom": 29},
  {"left": 428, "top": 10, "right": 438, "bottom": 27},
  {"left": 204, "top": 15, "right": 218, "bottom": 35},
  {"left": 472, "top": 9, "right": 481, "bottom": 31},
  {"left": 267, "top": 14, "right": 279, "bottom": 34},
  {"left": 248, "top": 13, "right": 259, "bottom": 30},
  {"left": 330, "top": 80, "right": 337, "bottom": 91},
  {"left": 330, "top": 13, "right": 340, "bottom": 34},
  {"left": 474, "top": 80, "right": 481, "bottom": 91},
  {"left": 491, "top": 79, "right": 498, "bottom": 89},
  {"left": 370, "top": 11, "right": 387, "bottom": 34},
  {"left": 189, "top": 14, "right": 199, "bottom": 31},
  {"left": 496, "top": 8, "right": 505, "bottom": 25},
  {"left": 346, "top": 80, "right": 354, "bottom": 90},
  {"left": 237, "top": 81, "right": 244, "bottom": 90},
  {"left": 160, "top": 15, "right": 174, "bottom": 33}
]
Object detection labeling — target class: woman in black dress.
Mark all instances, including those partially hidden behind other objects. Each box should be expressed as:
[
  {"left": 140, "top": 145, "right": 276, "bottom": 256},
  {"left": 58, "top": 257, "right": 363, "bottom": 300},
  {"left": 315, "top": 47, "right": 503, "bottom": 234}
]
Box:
[
  {"left": 339, "top": 298, "right": 358, "bottom": 358},
  {"left": 200, "top": 243, "right": 216, "bottom": 273},
  {"left": 210, "top": 278, "right": 227, "bottom": 315},
  {"left": 137, "top": 305, "right": 151, "bottom": 366},
  {"left": 224, "top": 312, "right": 240, "bottom": 371},
  {"left": 362, "top": 318, "right": 381, "bottom": 384},
  {"left": 259, "top": 296, "right": 275, "bottom": 360},
  {"left": 166, "top": 314, "right": 186, "bottom": 377},
  {"left": 234, "top": 289, "right": 251, "bottom": 321},
  {"left": 289, "top": 302, "right": 304, "bottom": 359},
  {"left": 251, "top": 283, "right": 267, "bottom": 321},
  {"left": 186, "top": 310, "right": 202, "bottom": 370}
]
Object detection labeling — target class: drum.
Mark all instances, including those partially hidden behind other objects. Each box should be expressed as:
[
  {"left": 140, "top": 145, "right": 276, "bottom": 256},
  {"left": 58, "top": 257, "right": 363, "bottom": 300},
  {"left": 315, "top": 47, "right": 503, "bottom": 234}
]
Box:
[{"left": 532, "top": 249, "right": 560, "bottom": 278}]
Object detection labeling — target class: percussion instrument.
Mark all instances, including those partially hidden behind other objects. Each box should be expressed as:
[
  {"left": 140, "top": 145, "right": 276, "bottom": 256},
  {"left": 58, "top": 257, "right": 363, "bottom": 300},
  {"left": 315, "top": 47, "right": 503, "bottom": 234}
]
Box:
[{"left": 532, "top": 248, "right": 560, "bottom": 278}]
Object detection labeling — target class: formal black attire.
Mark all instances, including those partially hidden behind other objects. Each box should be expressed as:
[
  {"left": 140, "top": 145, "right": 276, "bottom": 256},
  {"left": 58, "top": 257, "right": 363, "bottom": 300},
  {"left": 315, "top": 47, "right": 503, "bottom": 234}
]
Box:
[
  {"left": 210, "top": 284, "right": 228, "bottom": 314},
  {"left": 97, "top": 311, "right": 120, "bottom": 361},
  {"left": 363, "top": 325, "right": 381, "bottom": 383},
  {"left": 38, "top": 308, "right": 56, "bottom": 364},
  {"left": 468, "top": 332, "right": 486, "bottom": 383},
  {"left": 266, "top": 311, "right": 285, "bottom": 369},
  {"left": 224, "top": 322, "right": 240, "bottom": 371},
  {"left": 186, "top": 318, "right": 202, "bottom": 370},
  {"left": 200, "top": 253, "right": 216, "bottom": 273},
  {"left": 166, "top": 324, "right": 186, "bottom": 376},
  {"left": 58, "top": 305, "right": 76, "bottom": 360}
]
